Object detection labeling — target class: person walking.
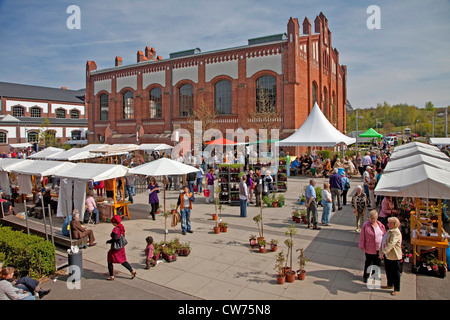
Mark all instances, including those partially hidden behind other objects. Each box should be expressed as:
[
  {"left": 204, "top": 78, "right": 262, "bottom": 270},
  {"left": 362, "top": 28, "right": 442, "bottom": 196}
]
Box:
[
  {"left": 361, "top": 152, "right": 372, "bottom": 173},
  {"left": 378, "top": 196, "right": 397, "bottom": 228},
  {"left": 176, "top": 186, "right": 195, "bottom": 235},
  {"left": 254, "top": 172, "right": 263, "bottom": 207},
  {"left": 379, "top": 217, "right": 403, "bottom": 296},
  {"left": 329, "top": 168, "right": 343, "bottom": 212},
  {"left": 368, "top": 168, "right": 377, "bottom": 209},
  {"left": 359, "top": 210, "right": 386, "bottom": 283},
  {"left": 124, "top": 174, "right": 136, "bottom": 204},
  {"left": 239, "top": 175, "right": 249, "bottom": 218},
  {"left": 147, "top": 177, "right": 159, "bottom": 221},
  {"left": 106, "top": 215, "right": 136, "bottom": 281},
  {"left": 246, "top": 170, "right": 254, "bottom": 204},
  {"left": 195, "top": 164, "right": 204, "bottom": 195},
  {"left": 321, "top": 182, "right": 332, "bottom": 226},
  {"left": 352, "top": 186, "right": 368, "bottom": 233},
  {"left": 186, "top": 170, "right": 196, "bottom": 194},
  {"left": 205, "top": 168, "right": 215, "bottom": 204},
  {"left": 341, "top": 172, "right": 350, "bottom": 206},
  {"left": 363, "top": 167, "right": 372, "bottom": 207},
  {"left": 305, "top": 179, "right": 321, "bottom": 230}
]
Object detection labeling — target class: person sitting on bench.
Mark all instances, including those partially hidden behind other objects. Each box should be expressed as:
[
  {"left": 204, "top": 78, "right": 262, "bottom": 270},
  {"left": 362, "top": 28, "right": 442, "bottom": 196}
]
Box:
[
  {"left": 70, "top": 210, "right": 97, "bottom": 247},
  {"left": 290, "top": 157, "right": 300, "bottom": 176}
]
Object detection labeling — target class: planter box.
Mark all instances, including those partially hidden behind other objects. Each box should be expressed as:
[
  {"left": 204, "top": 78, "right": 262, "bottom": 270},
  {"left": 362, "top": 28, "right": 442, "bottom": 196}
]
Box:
[{"left": 162, "top": 252, "right": 177, "bottom": 262}]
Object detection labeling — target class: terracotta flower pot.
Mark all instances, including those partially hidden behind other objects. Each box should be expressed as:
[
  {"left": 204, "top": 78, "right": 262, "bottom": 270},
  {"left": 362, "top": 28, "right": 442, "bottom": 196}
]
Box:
[
  {"left": 282, "top": 266, "right": 291, "bottom": 275},
  {"left": 297, "top": 270, "right": 306, "bottom": 280},
  {"left": 272, "top": 202, "right": 278, "bottom": 208},
  {"left": 220, "top": 226, "right": 228, "bottom": 233},
  {"left": 271, "top": 245, "right": 278, "bottom": 252},
  {"left": 259, "top": 246, "right": 266, "bottom": 253},
  {"left": 277, "top": 274, "right": 286, "bottom": 284},
  {"left": 212, "top": 214, "right": 218, "bottom": 221},
  {"left": 153, "top": 253, "right": 160, "bottom": 260},
  {"left": 292, "top": 216, "right": 296, "bottom": 221},
  {"left": 285, "top": 270, "right": 296, "bottom": 283},
  {"left": 294, "top": 217, "right": 301, "bottom": 223},
  {"left": 213, "top": 226, "right": 220, "bottom": 234},
  {"left": 257, "top": 237, "right": 265, "bottom": 243},
  {"left": 249, "top": 239, "right": 257, "bottom": 247}
]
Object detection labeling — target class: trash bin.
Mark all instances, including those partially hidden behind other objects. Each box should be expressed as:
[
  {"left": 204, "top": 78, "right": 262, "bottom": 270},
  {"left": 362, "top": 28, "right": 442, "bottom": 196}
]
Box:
[{"left": 68, "top": 251, "right": 83, "bottom": 280}]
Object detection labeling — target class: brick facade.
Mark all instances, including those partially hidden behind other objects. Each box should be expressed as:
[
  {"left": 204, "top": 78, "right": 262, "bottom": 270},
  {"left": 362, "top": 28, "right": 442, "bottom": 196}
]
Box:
[{"left": 86, "top": 13, "right": 347, "bottom": 148}]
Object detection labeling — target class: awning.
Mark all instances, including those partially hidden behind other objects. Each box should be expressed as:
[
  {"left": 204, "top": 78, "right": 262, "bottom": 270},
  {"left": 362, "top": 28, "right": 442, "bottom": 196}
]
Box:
[
  {"left": 206, "top": 138, "right": 237, "bottom": 145},
  {"left": 28, "top": 147, "right": 64, "bottom": 159},
  {"left": 138, "top": 144, "right": 173, "bottom": 151},
  {"left": 383, "top": 154, "right": 450, "bottom": 173},
  {"left": 389, "top": 145, "right": 449, "bottom": 161},
  {"left": 429, "top": 138, "right": 450, "bottom": 146},
  {"left": 359, "top": 128, "right": 383, "bottom": 138},
  {"left": 9, "top": 143, "right": 33, "bottom": 148},
  {"left": 54, "top": 163, "right": 129, "bottom": 182},
  {"left": 10, "top": 160, "right": 77, "bottom": 177}
]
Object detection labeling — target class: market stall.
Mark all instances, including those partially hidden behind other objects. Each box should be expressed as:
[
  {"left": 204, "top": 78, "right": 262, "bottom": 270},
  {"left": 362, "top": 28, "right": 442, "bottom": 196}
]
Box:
[{"left": 28, "top": 147, "right": 64, "bottom": 160}]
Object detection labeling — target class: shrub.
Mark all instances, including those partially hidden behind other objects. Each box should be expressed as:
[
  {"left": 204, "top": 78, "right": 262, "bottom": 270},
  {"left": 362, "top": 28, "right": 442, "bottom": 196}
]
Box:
[
  {"left": 0, "top": 226, "right": 56, "bottom": 279},
  {"left": 317, "top": 150, "right": 332, "bottom": 160}
]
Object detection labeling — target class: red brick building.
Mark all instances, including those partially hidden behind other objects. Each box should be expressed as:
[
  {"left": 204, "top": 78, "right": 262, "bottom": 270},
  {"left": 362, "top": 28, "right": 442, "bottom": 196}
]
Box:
[{"left": 85, "top": 13, "right": 347, "bottom": 146}]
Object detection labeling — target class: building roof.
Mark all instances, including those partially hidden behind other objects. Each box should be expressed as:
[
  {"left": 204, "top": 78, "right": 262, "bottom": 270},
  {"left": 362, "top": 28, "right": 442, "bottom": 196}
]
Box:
[
  {"left": 0, "top": 81, "right": 85, "bottom": 104},
  {"left": 346, "top": 100, "right": 353, "bottom": 111}
]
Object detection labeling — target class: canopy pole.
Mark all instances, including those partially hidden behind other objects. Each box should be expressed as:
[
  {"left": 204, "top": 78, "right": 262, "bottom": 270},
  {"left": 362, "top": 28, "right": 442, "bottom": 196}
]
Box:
[
  {"left": 41, "top": 195, "right": 48, "bottom": 241},
  {"left": 23, "top": 199, "right": 30, "bottom": 235},
  {"left": 0, "top": 199, "right": 4, "bottom": 219},
  {"left": 48, "top": 204, "right": 54, "bottom": 246}
]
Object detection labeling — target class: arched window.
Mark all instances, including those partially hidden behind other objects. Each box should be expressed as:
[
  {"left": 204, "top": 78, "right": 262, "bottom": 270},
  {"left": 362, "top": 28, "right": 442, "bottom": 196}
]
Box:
[
  {"left": 30, "top": 107, "right": 41, "bottom": 118},
  {"left": 312, "top": 81, "right": 318, "bottom": 106},
  {"left": 332, "top": 91, "right": 337, "bottom": 122},
  {"left": 323, "top": 87, "right": 328, "bottom": 117},
  {"left": 0, "top": 132, "right": 6, "bottom": 144},
  {"left": 256, "top": 75, "right": 277, "bottom": 113},
  {"left": 27, "top": 131, "right": 39, "bottom": 143},
  {"left": 149, "top": 88, "right": 162, "bottom": 118},
  {"left": 99, "top": 94, "right": 109, "bottom": 120},
  {"left": 214, "top": 80, "right": 232, "bottom": 115},
  {"left": 179, "top": 84, "right": 193, "bottom": 117},
  {"left": 70, "top": 109, "right": 80, "bottom": 119},
  {"left": 12, "top": 106, "right": 24, "bottom": 117},
  {"left": 123, "top": 91, "right": 134, "bottom": 119},
  {"left": 56, "top": 108, "right": 66, "bottom": 119}
]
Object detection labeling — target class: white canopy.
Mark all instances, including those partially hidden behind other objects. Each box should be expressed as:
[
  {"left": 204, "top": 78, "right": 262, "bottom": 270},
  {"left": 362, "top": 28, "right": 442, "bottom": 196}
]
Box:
[
  {"left": 375, "top": 164, "right": 450, "bottom": 198},
  {"left": 139, "top": 144, "right": 173, "bottom": 151},
  {"left": 9, "top": 143, "right": 32, "bottom": 148},
  {"left": 383, "top": 154, "right": 450, "bottom": 173},
  {"left": 28, "top": 147, "right": 64, "bottom": 159},
  {"left": 54, "top": 163, "right": 129, "bottom": 182},
  {"left": 10, "top": 160, "right": 77, "bottom": 177},
  {"left": 389, "top": 145, "right": 449, "bottom": 161},
  {"left": 130, "top": 157, "right": 199, "bottom": 176},
  {"left": 90, "top": 144, "right": 140, "bottom": 155},
  {"left": 278, "top": 102, "right": 356, "bottom": 147},
  {"left": 46, "top": 144, "right": 106, "bottom": 161},
  {"left": 0, "top": 159, "right": 34, "bottom": 172},
  {"left": 429, "top": 137, "right": 450, "bottom": 146},
  {"left": 393, "top": 141, "right": 439, "bottom": 152}
]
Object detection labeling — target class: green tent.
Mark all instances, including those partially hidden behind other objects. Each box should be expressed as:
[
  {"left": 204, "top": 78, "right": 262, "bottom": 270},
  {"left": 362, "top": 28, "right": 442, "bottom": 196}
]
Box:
[{"left": 359, "top": 128, "right": 383, "bottom": 138}]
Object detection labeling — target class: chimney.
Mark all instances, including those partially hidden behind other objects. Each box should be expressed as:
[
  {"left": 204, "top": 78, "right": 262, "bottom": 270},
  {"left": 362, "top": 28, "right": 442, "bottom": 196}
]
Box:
[
  {"left": 302, "top": 17, "right": 311, "bottom": 34},
  {"left": 137, "top": 50, "right": 147, "bottom": 63},
  {"left": 145, "top": 46, "right": 156, "bottom": 60},
  {"left": 156, "top": 55, "right": 163, "bottom": 61},
  {"left": 115, "top": 56, "right": 123, "bottom": 66}
]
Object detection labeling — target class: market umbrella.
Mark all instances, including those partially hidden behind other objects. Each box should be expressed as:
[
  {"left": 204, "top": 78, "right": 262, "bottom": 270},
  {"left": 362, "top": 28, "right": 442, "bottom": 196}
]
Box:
[
  {"left": 206, "top": 138, "right": 237, "bottom": 145},
  {"left": 359, "top": 128, "right": 383, "bottom": 138}
]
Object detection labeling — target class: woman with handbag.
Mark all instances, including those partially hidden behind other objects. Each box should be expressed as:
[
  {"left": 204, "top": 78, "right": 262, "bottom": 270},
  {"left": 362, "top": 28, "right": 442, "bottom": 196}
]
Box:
[
  {"left": 106, "top": 215, "right": 136, "bottom": 281},
  {"left": 147, "top": 177, "right": 159, "bottom": 221}
]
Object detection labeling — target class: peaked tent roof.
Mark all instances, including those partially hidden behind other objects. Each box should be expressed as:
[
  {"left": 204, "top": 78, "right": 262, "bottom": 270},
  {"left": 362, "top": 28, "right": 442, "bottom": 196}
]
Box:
[
  {"left": 28, "top": 147, "right": 64, "bottom": 159},
  {"left": 383, "top": 154, "right": 450, "bottom": 173},
  {"left": 429, "top": 138, "right": 450, "bottom": 146},
  {"left": 278, "top": 102, "right": 356, "bottom": 147},
  {"left": 394, "top": 141, "right": 439, "bottom": 152},
  {"left": 389, "top": 145, "right": 449, "bottom": 161},
  {"left": 206, "top": 138, "right": 237, "bottom": 145},
  {"left": 359, "top": 128, "right": 383, "bottom": 138},
  {"left": 54, "top": 163, "right": 129, "bottom": 182},
  {"left": 129, "top": 157, "right": 199, "bottom": 176}
]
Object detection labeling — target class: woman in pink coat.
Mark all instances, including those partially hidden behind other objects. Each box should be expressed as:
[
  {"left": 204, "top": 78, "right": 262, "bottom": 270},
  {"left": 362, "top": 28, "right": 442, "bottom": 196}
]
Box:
[
  {"left": 359, "top": 210, "right": 386, "bottom": 283},
  {"left": 106, "top": 215, "right": 136, "bottom": 281}
]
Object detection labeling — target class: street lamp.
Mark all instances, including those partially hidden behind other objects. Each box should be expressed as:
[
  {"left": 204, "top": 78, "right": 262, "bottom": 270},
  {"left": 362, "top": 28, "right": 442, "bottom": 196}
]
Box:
[{"left": 415, "top": 119, "right": 419, "bottom": 137}]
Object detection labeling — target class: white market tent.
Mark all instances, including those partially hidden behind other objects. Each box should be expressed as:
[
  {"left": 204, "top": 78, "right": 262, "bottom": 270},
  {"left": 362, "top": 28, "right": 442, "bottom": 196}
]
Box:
[
  {"left": 28, "top": 147, "right": 64, "bottom": 159},
  {"left": 278, "top": 102, "right": 356, "bottom": 147},
  {"left": 393, "top": 141, "right": 439, "bottom": 152},
  {"left": 11, "top": 160, "right": 77, "bottom": 177},
  {"left": 0, "top": 158, "right": 34, "bottom": 172},
  {"left": 374, "top": 164, "right": 450, "bottom": 199},
  {"left": 54, "top": 162, "right": 129, "bottom": 182},
  {"left": 46, "top": 144, "right": 107, "bottom": 161},
  {"left": 389, "top": 145, "right": 450, "bottom": 161},
  {"left": 429, "top": 138, "right": 450, "bottom": 146},
  {"left": 9, "top": 143, "right": 32, "bottom": 148},
  {"left": 138, "top": 144, "right": 173, "bottom": 152},
  {"left": 383, "top": 154, "right": 450, "bottom": 173},
  {"left": 129, "top": 157, "right": 198, "bottom": 176}
]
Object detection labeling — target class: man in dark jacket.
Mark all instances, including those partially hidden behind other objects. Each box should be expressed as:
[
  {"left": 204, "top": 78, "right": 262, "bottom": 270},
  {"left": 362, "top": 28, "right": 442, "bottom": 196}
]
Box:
[
  {"left": 329, "top": 168, "right": 343, "bottom": 212},
  {"left": 186, "top": 171, "right": 196, "bottom": 194}
]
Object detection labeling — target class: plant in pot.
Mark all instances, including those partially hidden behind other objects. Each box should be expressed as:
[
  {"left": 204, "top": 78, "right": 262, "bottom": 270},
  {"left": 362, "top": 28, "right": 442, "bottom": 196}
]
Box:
[
  {"left": 299, "top": 195, "right": 306, "bottom": 205},
  {"left": 270, "top": 239, "right": 278, "bottom": 252},
  {"left": 253, "top": 213, "right": 264, "bottom": 242},
  {"left": 162, "top": 209, "right": 173, "bottom": 242},
  {"left": 258, "top": 239, "right": 267, "bottom": 253},
  {"left": 291, "top": 209, "right": 299, "bottom": 221},
  {"left": 296, "top": 248, "right": 310, "bottom": 280},
  {"left": 271, "top": 193, "right": 279, "bottom": 207},
  {"left": 249, "top": 234, "right": 257, "bottom": 247},
  {"left": 219, "top": 222, "right": 228, "bottom": 233},
  {"left": 274, "top": 250, "right": 286, "bottom": 284},
  {"left": 300, "top": 210, "right": 308, "bottom": 224},
  {"left": 293, "top": 210, "right": 301, "bottom": 223},
  {"left": 277, "top": 194, "right": 285, "bottom": 207},
  {"left": 156, "top": 204, "right": 162, "bottom": 215},
  {"left": 284, "top": 225, "right": 297, "bottom": 283},
  {"left": 170, "top": 204, "right": 177, "bottom": 215},
  {"left": 263, "top": 195, "right": 272, "bottom": 207}
]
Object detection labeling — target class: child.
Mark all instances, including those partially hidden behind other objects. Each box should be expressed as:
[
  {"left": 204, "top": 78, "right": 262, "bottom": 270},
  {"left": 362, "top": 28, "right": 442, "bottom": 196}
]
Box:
[{"left": 145, "top": 236, "right": 157, "bottom": 269}]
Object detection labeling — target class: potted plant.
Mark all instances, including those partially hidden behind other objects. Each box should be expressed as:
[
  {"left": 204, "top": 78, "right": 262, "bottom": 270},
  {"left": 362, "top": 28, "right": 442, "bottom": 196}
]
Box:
[
  {"left": 277, "top": 194, "right": 285, "bottom": 207},
  {"left": 274, "top": 250, "right": 286, "bottom": 284},
  {"left": 253, "top": 214, "right": 264, "bottom": 242},
  {"left": 258, "top": 239, "right": 267, "bottom": 253},
  {"left": 219, "top": 222, "right": 228, "bottom": 233},
  {"left": 300, "top": 210, "right": 308, "bottom": 224},
  {"left": 299, "top": 195, "right": 305, "bottom": 205},
  {"left": 170, "top": 204, "right": 177, "bottom": 215},
  {"left": 156, "top": 204, "right": 162, "bottom": 215},
  {"left": 271, "top": 193, "right": 278, "bottom": 208},
  {"left": 249, "top": 234, "right": 257, "bottom": 247},
  {"left": 270, "top": 239, "right": 278, "bottom": 252},
  {"left": 293, "top": 210, "right": 301, "bottom": 223},
  {"left": 284, "top": 225, "right": 297, "bottom": 283},
  {"left": 291, "top": 209, "right": 298, "bottom": 221},
  {"left": 296, "top": 248, "right": 310, "bottom": 280},
  {"left": 263, "top": 195, "right": 272, "bottom": 207}
]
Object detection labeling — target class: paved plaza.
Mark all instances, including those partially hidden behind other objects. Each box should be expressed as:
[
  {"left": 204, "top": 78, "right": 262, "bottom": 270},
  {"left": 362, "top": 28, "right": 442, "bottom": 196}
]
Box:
[{"left": 31, "top": 174, "right": 449, "bottom": 300}]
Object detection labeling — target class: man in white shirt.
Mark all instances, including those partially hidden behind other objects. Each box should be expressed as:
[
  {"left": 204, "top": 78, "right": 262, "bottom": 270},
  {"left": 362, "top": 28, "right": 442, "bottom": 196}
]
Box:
[
  {"left": 361, "top": 152, "right": 372, "bottom": 172},
  {"left": 239, "top": 175, "right": 249, "bottom": 218}
]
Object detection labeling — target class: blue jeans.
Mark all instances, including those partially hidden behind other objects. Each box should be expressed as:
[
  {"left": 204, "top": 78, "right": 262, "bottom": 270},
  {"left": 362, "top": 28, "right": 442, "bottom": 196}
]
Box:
[
  {"left": 363, "top": 185, "right": 370, "bottom": 205},
  {"left": 188, "top": 181, "right": 195, "bottom": 193},
  {"left": 180, "top": 208, "right": 191, "bottom": 232},
  {"left": 125, "top": 185, "right": 134, "bottom": 203},
  {"left": 196, "top": 177, "right": 203, "bottom": 193},
  {"left": 240, "top": 199, "right": 247, "bottom": 217},
  {"left": 321, "top": 200, "right": 332, "bottom": 224},
  {"left": 90, "top": 208, "right": 99, "bottom": 223},
  {"left": 22, "top": 294, "right": 36, "bottom": 300}
]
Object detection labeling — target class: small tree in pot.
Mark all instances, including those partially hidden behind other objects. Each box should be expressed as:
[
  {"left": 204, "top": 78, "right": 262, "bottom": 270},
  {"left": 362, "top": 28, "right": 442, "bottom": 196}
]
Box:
[
  {"left": 284, "top": 225, "right": 297, "bottom": 282},
  {"left": 274, "top": 250, "right": 286, "bottom": 284},
  {"left": 270, "top": 239, "right": 278, "bottom": 252},
  {"left": 249, "top": 234, "right": 257, "bottom": 247},
  {"left": 296, "top": 248, "right": 310, "bottom": 280},
  {"left": 253, "top": 214, "right": 264, "bottom": 242},
  {"left": 258, "top": 239, "right": 267, "bottom": 253}
]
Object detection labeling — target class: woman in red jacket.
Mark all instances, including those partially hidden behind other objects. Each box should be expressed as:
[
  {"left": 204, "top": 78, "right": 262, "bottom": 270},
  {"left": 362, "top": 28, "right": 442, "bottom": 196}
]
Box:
[
  {"left": 359, "top": 210, "right": 386, "bottom": 283},
  {"left": 106, "top": 215, "right": 136, "bottom": 281}
]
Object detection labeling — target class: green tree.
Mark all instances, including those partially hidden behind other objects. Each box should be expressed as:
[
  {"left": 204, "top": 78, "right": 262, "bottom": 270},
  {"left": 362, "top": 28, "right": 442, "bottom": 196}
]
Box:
[{"left": 425, "top": 101, "right": 435, "bottom": 112}]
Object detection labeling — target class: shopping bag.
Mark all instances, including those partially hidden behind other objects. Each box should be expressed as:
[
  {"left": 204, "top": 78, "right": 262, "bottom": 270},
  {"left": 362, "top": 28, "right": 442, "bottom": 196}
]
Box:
[
  {"left": 193, "top": 185, "right": 198, "bottom": 192},
  {"left": 204, "top": 189, "right": 210, "bottom": 197}
]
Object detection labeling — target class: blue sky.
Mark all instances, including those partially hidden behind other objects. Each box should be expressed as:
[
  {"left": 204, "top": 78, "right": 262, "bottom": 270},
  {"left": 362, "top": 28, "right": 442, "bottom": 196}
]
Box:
[{"left": 0, "top": 0, "right": 449, "bottom": 109}]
